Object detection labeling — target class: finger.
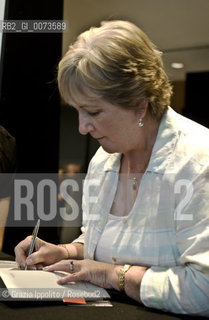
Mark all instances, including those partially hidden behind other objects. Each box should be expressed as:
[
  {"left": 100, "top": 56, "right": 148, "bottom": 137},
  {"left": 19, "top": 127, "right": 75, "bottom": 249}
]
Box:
[
  {"left": 26, "top": 250, "right": 45, "bottom": 266},
  {"left": 34, "top": 237, "right": 44, "bottom": 251},
  {"left": 14, "top": 236, "right": 43, "bottom": 267},
  {"left": 25, "top": 238, "right": 48, "bottom": 266},
  {"left": 14, "top": 236, "right": 33, "bottom": 268},
  {"left": 43, "top": 260, "right": 74, "bottom": 273},
  {"left": 36, "top": 263, "right": 44, "bottom": 270},
  {"left": 25, "top": 264, "right": 37, "bottom": 270},
  {"left": 57, "top": 272, "right": 85, "bottom": 285}
]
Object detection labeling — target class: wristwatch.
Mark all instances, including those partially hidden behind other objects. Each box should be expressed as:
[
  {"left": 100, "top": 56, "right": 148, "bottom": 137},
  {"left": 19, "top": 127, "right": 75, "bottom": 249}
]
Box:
[{"left": 119, "top": 264, "right": 131, "bottom": 291}]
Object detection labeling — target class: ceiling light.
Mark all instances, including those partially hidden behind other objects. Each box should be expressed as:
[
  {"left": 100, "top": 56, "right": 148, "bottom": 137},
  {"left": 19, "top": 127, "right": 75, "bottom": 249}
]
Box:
[{"left": 171, "top": 62, "right": 184, "bottom": 69}]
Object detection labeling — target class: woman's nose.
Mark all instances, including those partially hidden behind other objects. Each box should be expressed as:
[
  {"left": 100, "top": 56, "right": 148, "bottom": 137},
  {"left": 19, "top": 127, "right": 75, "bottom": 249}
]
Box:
[{"left": 78, "top": 112, "right": 94, "bottom": 135}]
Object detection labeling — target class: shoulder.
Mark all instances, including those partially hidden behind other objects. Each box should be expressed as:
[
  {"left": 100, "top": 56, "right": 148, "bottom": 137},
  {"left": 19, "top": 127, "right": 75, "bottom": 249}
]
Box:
[
  {"left": 171, "top": 108, "right": 209, "bottom": 137},
  {"left": 167, "top": 107, "right": 208, "bottom": 135},
  {"left": 168, "top": 108, "right": 209, "bottom": 165}
]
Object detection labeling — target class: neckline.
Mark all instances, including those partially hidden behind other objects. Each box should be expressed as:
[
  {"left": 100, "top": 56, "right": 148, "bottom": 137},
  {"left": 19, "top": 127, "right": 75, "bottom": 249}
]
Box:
[{"left": 108, "top": 213, "right": 127, "bottom": 220}]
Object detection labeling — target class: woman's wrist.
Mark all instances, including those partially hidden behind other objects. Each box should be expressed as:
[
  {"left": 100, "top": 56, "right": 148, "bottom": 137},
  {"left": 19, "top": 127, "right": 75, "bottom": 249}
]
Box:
[
  {"left": 125, "top": 266, "right": 148, "bottom": 303},
  {"left": 110, "top": 264, "right": 148, "bottom": 303},
  {"left": 57, "top": 242, "right": 84, "bottom": 260},
  {"left": 119, "top": 264, "right": 132, "bottom": 291},
  {"left": 58, "top": 244, "right": 71, "bottom": 259},
  {"left": 109, "top": 265, "right": 123, "bottom": 291}
]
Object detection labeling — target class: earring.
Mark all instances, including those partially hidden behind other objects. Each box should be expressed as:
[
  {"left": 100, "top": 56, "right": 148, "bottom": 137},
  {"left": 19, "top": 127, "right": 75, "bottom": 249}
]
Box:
[{"left": 138, "top": 118, "right": 143, "bottom": 127}]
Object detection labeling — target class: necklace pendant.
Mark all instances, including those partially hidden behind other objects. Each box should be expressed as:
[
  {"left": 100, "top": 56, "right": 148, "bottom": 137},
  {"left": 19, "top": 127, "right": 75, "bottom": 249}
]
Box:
[
  {"left": 132, "top": 177, "right": 138, "bottom": 191},
  {"left": 133, "top": 184, "right": 137, "bottom": 191}
]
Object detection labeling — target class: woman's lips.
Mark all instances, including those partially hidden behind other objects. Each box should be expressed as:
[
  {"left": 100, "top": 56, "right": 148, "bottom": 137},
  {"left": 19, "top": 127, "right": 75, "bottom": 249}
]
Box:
[
  {"left": 96, "top": 137, "right": 105, "bottom": 142},
  {"left": 91, "top": 135, "right": 105, "bottom": 141}
]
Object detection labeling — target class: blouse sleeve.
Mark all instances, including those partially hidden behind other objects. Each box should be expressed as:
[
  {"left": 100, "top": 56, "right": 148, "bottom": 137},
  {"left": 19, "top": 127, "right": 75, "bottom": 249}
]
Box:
[{"left": 140, "top": 163, "right": 209, "bottom": 316}]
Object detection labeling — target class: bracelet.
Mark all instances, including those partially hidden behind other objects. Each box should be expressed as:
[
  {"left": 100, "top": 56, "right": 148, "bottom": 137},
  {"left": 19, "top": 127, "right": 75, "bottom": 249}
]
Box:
[
  {"left": 58, "top": 244, "right": 71, "bottom": 259},
  {"left": 119, "top": 264, "right": 131, "bottom": 291}
]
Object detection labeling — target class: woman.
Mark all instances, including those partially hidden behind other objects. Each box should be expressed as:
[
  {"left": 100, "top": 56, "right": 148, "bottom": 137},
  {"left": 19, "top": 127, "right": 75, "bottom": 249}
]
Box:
[{"left": 15, "top": 21, "right": 209, "bottom": 316}]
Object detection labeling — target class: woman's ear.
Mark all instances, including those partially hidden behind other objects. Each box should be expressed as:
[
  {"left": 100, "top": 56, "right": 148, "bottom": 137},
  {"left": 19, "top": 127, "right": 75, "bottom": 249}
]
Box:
[{"left": 136, "top": 99, "right": 149, "bottom": 119}]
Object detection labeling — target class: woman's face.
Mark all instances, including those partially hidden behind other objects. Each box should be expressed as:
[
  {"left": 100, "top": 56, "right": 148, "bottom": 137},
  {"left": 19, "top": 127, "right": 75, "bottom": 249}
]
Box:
[{"left": 73, "top": 97, "right": 142, "bottom": 154}]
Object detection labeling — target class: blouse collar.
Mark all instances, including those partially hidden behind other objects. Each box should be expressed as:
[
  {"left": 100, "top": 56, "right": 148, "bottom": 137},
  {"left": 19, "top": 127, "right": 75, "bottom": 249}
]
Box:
[{"left": 104, "top": 107, "right": 179, "bottom": 174}]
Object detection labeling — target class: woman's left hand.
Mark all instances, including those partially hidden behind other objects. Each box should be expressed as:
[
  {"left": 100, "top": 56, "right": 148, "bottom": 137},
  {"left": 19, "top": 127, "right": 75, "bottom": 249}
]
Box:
[{"left": 43, "top": 259, "right": 117, "bottom": 289}]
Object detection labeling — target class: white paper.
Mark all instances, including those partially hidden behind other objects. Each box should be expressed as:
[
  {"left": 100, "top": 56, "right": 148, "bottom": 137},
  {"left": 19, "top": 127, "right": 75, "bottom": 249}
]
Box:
[
  {"left": 0, "top": 267, "right": 110, "bottom": 301},
  {"left": 0, "top": 260, "right": 18, "bottom": 269}
]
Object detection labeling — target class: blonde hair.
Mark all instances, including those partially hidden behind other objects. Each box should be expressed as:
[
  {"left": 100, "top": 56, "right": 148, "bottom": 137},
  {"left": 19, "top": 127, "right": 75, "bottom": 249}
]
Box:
[{"left": 58, "top": 20, "right": 172, "bottom": 119}]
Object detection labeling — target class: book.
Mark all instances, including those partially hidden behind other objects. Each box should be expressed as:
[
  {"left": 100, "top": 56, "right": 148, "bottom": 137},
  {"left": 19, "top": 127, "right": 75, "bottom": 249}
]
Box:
[
  {"left": 0, "top": 261, "right": 110, "bottom": 302},
  {"left": 0, "top": 260, "right": 18, "bottom": 269}
]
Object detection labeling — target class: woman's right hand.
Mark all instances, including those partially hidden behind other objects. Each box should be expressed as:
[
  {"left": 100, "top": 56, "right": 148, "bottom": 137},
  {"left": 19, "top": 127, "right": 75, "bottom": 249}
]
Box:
[{"left": 14, "top": 236, "right": 67, "bottom": 270}]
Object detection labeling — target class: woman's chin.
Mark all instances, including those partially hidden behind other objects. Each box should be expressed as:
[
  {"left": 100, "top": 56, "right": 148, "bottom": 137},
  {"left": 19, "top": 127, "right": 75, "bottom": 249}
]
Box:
[{"left": 99, "top": 143, "right": 118, "bottom": 154}]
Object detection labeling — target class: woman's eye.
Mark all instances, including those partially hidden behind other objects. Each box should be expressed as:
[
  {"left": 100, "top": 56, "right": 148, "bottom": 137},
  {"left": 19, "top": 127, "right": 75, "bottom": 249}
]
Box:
[{"left": 87, "top": 111, "right": 100, "bottom": 116}]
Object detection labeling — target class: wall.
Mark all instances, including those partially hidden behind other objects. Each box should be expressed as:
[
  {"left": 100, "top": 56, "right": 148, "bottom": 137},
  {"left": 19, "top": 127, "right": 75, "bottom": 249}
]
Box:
[{"left": 171, "top": 81, "right": 186, "bottom": 114}]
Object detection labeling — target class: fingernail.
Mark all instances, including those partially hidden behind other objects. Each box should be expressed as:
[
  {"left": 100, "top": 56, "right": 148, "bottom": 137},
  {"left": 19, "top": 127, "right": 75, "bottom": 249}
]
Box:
[
  {"left": 19, "top": 264, "right": 25, "bottom": 270},
  {"left": 26, "top": 258, "right": 32, "bottom": 265}
]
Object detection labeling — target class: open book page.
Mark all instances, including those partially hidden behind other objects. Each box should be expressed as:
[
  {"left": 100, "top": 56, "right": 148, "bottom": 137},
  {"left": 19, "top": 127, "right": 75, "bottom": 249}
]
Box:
[
  {"left": 0, "top": 268, "right": 110, "bottom": 301},
  {"left": 0, "top": 260, "right": 18, "bottom": 269}
]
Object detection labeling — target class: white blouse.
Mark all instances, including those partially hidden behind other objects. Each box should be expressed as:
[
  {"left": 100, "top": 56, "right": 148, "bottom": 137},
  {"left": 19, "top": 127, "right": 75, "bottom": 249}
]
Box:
[
  {"left": 74, "top": 107, "right": 209, "bottom": 316},
  {"left": 94, "top": 214, "right": 125, "bottom": 264}
]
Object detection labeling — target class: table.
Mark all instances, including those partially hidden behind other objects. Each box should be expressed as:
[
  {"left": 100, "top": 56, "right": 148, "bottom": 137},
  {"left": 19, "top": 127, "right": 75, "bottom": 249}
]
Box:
[{"left": 0, "top": 252, "right": 206, "bottom": 320}]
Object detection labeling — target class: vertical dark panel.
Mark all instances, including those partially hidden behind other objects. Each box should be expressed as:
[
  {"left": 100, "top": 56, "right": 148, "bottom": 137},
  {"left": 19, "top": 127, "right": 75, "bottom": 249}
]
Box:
[
  {"left": 1, "top": 0, "right": 63, "bottom": 254},
  {"left": 183, "top": 71, "right": 209, "bottom": 128},
  {"left": 0, "top": 0, "right": 63, "bottom": 173}
]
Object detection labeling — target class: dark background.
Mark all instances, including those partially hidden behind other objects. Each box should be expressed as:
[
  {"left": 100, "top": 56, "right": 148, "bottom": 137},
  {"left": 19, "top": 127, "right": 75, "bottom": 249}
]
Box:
[
  {"left": 0, "top": 0, "right": 63, "bottom": 253},
  {"left": 183, "top": 71, "right": 209, "bottom": 127}
]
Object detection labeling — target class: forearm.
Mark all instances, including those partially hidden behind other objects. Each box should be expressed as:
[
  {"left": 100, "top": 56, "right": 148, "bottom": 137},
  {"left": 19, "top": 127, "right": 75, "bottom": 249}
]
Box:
[{"left": 140, "top": 265, "right": 209, "bottom": 316}]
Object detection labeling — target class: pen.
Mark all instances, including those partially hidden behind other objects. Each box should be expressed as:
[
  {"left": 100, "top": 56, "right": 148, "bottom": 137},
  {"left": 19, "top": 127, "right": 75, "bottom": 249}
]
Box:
[{"left": 25, "top": 219, "right": 40, "bottom": 270}]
